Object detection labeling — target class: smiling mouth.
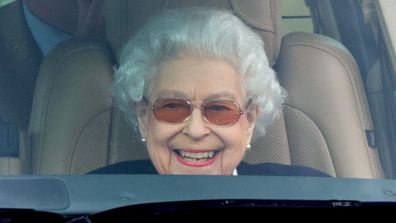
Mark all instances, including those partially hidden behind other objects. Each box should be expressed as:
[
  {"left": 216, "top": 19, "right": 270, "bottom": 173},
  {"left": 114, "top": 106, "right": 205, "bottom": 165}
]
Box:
[{"left": 174, "top": 149, "right": 219, "bottom": 167}]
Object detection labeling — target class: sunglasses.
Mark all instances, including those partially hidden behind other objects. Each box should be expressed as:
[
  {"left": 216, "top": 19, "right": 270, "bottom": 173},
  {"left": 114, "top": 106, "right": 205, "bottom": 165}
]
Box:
[{"left": 148, "top": 98, "right": 250, "bottom": 126}]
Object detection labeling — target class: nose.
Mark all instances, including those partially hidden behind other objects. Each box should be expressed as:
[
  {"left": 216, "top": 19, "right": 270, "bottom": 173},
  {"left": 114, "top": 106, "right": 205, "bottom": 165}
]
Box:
[{"left": 182, "top": 107, "right": 210, "bottom": 139}]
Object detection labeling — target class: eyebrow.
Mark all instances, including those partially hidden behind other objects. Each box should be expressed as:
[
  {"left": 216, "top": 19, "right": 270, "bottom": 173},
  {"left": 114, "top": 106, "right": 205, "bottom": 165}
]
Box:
[
  {"left": 154, "top": 90, "right": 237, "bottom": 101},
  {"left": 205, "top": 91, "right": 237, "bottom": 101},
  {"left": 155, "top": 90, "right": 189, "bottom": 99}
]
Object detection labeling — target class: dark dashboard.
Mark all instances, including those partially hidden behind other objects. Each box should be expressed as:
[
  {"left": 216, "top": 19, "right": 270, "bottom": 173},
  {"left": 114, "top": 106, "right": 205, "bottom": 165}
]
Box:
[{"left": 0, "top": 175, "right": 395, "bottom": 221}]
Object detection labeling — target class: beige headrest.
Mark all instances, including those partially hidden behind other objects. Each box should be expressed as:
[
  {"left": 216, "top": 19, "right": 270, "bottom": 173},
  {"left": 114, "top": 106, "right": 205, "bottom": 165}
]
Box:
[{"left": 104, "top": 0, "right": 280, "bottom": 65}]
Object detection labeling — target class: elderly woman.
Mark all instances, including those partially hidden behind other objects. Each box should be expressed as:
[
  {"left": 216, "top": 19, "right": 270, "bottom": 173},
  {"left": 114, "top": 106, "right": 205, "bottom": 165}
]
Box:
[{"left": 93, "top": 8, "right": 327, "bottom": 176}]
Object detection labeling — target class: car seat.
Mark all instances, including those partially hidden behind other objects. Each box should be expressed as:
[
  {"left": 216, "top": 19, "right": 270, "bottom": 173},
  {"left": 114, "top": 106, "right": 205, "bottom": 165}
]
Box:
[
  {"left": 276, "top": 32, "right": 384, "bottom": 178},
  {"left": 29, "top": 0, "right": 384, "bottom": 178}
]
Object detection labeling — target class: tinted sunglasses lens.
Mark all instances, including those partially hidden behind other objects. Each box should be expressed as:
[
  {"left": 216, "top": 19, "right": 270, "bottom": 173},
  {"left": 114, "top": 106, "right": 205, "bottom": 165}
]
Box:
[
  {"left": 203, "top": 100, "right": 241, "bottom": 125},
  {"left": 153, "top": 99, "right": 191, "bottom": 123}
]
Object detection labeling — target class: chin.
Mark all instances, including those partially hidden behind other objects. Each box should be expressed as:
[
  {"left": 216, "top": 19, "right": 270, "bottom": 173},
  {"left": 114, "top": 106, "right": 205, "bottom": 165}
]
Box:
[{"left": 169, "top": 168, "right": 222, "bottom": 175}]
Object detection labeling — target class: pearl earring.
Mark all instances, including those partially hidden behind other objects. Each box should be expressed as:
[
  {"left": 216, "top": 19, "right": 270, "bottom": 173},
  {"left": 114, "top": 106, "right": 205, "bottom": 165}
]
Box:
[
  {"left": 246, "top": 144, "right": 251, "bottom": 150},
  {"left": 141, "top": 137, "right": 146, "bottom": 142}
]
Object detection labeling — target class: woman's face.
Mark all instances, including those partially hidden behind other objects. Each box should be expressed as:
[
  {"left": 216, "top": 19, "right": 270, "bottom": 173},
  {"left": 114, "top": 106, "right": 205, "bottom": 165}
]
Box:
[{"left": 137, "top": 57, "right": 258, "bottom": 175}]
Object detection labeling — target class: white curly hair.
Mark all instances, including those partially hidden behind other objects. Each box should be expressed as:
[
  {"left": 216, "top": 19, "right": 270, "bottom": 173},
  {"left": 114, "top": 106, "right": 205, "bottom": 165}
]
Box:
[{"left": 112, "top": 7, "right": 286, "bottom": 137}]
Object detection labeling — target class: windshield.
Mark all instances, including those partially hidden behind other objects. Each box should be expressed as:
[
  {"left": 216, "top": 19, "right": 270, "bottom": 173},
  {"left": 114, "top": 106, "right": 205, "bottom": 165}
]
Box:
[{"left": 1, "top": 0, "right": 396, "bottom": 217}]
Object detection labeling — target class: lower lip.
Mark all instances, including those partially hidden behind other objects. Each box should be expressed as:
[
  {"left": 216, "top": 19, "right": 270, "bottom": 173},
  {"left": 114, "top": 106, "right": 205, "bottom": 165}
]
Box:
[{"left": 175, "top": 151, "right": 218, "bottom": 167}]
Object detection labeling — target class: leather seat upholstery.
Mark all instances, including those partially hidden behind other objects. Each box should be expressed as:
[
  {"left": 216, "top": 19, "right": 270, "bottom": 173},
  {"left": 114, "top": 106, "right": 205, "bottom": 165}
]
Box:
[{"left": 276, "top": 32, "right": 384, "bottom": 178}]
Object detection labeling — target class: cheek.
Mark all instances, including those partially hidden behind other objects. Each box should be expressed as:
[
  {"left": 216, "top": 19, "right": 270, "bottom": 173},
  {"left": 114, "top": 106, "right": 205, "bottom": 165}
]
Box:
[
  {"left": 146, "top": 117, "right": 177, "bottom": 145},
  {"left": 218, "top": 119, "right": 252, "bottom": 173},
  {"left": 146, "top": 119, "right": 170, "bottom": 151},
  {"left": 227, "top": 117, "right": 251, "bottom": 146},
  {"left": 223, "top": 131, "right": 249, "bottom": 159},
  {"left": 145, "top": 118, "right": 180, "bottom": 172},
  {"left": 220, "top": 139, "right": 248, "bottom": 175}
]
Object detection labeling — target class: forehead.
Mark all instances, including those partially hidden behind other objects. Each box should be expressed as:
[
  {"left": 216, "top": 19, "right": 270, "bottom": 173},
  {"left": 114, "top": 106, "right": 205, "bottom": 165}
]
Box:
[{"left": 150, "top": 57, "right": 245, "bottom": 101}]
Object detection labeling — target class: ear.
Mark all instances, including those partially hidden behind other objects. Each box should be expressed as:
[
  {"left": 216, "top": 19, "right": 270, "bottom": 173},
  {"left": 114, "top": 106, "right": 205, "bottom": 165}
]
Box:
[
  {"left": 246, "top": 105, "right": 260, "bottom": 135},
  {"left": 135, "top": 102, "right": 149, "bottom": 138}
]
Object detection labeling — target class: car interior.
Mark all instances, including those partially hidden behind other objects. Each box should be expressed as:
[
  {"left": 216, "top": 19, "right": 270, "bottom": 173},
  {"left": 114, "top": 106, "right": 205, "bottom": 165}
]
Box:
[{"left": 0, "top": 0, "right": 391, "bottom": 179}]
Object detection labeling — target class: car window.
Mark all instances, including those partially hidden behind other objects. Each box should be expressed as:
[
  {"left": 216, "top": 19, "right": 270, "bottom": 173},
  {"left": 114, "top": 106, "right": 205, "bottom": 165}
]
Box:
[
  {"left": 0, "top": 0, "right": 14, "bottom": 7},
  {"left": 1, "top": 0, "right": 396, "bottom": 217},
  {"left": 281, "top": 0, "right": 314, "bottom": 35},
  {"left": 0, "top": 0, "right": 392, "bottom": 175}
]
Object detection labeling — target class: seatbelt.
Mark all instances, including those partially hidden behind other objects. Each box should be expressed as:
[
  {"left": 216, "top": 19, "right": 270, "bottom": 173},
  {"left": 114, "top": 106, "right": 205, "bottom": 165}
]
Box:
[
  {"left": 379, "top": 45, "right": 396, "bottom": 178},
  {"left": 366, "top": 58, "right": 394, "bottom": 178}
]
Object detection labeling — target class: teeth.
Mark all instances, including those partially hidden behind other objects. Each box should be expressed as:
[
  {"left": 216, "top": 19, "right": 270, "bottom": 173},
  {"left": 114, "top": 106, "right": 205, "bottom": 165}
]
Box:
[{"left": 178, "top": 151, "right": 215, "bottom": 159}]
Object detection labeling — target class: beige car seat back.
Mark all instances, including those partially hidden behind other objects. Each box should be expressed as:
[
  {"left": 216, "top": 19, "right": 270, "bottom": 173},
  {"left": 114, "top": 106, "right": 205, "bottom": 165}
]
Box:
[{"left": 29, "top": 0, "right": 384, "bottom": 178}]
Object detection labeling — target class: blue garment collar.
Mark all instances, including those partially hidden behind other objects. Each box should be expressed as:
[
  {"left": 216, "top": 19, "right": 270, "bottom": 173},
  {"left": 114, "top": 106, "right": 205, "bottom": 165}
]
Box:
[{"left": 23, "top": 0, "right": 72, "bottom": 55}]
